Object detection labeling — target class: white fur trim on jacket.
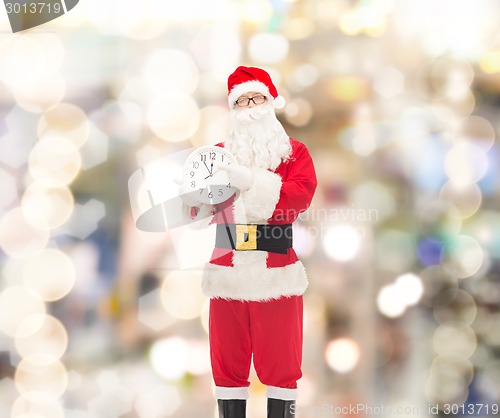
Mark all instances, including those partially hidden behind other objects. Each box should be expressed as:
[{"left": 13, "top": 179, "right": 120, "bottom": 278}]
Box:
[
  {"left": 228, "top": 80, "right": 285, "bottom": 109},
  {"left": 202, "top": 254, "right": 308, "bottom": 301},
  {"left": 239, "top": 168, "right": 282, "bottom": 223},
  {"left": 266, "top": 386, "right": 298, "bottom": 401},
  {"left": 215, "top": 386, "right": 250, "bottom": 400}
]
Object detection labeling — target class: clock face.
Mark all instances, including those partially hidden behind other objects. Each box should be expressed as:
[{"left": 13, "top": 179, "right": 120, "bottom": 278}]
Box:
[{"left": 183, "top": 146, "right": 237, "bottom": 204}]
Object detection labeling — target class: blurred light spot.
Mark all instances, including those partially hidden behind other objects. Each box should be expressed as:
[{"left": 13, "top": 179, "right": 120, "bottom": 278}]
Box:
[
  {"left": 160, "top": 271, "right": 206, "bottom": 320},
  {"left": 28, "top": 135, "right": 81, "bottom": 187},
  {"left": 0, "top": 34, "right": 64, "bottom": 89},
  {"left": 322, "top": 224, "right": 361, "bottom": 262},
  {"left": 87, "top": 370, "right": 133, "bottom": 417},
  {"left": 457, "top": 115, "right": 495, "bottom": 151},
  {"left": 282, "top": 17, "right": 315, "bottom": 40},
  {"left": 425, "top": 362, "right": 469, "bottom": 405},
  {"left": 441, "top": 235, "right": 484, "bottom": 279},
  {"left": 185, "top": 340, "right": 211, "bottom": 375},
  {"left": 15, "top": 314, "right": 68, "bottom": 360},
  {"left": 0, "top": 168, "right": 17, "bottom": 211},
  {"left": 372, "top": 66, "right": 404, "bottom": 98},
  {"left": 338, "top": 7, "right": 387, "bottom": 36},
  {"left": 479, "top": 49, "right": 500, "bottom": 74},
  {"left": 15, "top": 354, "right": 68, "bottom": 401},
  {"left": 349, "top": 181, "right": 395, "bottom": 223},
  {"left": 417, "top": 237, "right": 443, "bottom": 267},
  {"left": 0, "top": 286, "right": 45, "bottom": 337},
  {"left": 418, "top": 201, "right": 462, "bottom": 238},
  {"left": 149, "top": 0, "right": 236, "bottom": 21},
  {"left": 292, "top": 223, "right": 315, "bottom": 257},
  {"left": 429, "top": 57, "right": 474, "bottom": 101},
  {"left": 12, "top": 393, "right": 64, "bottom": 418},
  {"left": 239, "top": 0, "right": 273, "bottom": 25},
  {"left": 433, "top": 323, "right": 477, "bottom": 361},
  {"left": 433, "top": 289, "right": 477, "bottom": 326},
  {"left": 135, "top": 384, "right": 181, "bottom": 417},
  {"left": 377, "top": 284, "right": 407, "bottom": 318},
  {"left": 149, "top": 337, "right": 188, "bottom": 380},
  {"left": 138, "top": 289, "right": 177, "bottom": 332},
  {"left": 287, "top": 64, "right": 318, "bottom": 90},
  {"left": 147, "top": 94, "right": 200, "bottom": 142},
  {"left": 21, "top": 184, "right": 74, "bottom": 230},
  {"left": 38, "top": 104, "right": 90, "bottom": 149},
  {"left": 95, "top": 100, "right": 143, "bottom": 143},
  {"left": 248, "top": 33, "right": 289, "bottom": 64},
  {"left": 375, "top": 230, "right": 416, "bottom": 271},
  {"left": 432, "top": 91, "right": 475, "bottom": 122},
  {"left": 23, "top": 249, "right": 76, "bottom": 302},
  {"left": 438, "top": 182, "right": 482, "bottom": 219},
  {"left": 327, "top": 77, "right": 368, "bottom": 102},
  {"left": 284, "top": 98, "right": 312, "bottom": 127},
  {"left": 143, "top": 49, "right": 199, "bottom": 95},
  {"left": 190, "top": 106, "right": 230, "bottom": 147},
  {"left": 325, "top": 338, "right": 360, "bottom": 373},
  {"left": 13, "top": 69, "right": 66, "bottom": 114},
  {"left": 112, "top": 0, "right": 167, "bottom": 40},
  {"left": 174, "top": 227, "right": 215, "bottom": 269},
  {"left": 480, "top": 312, "right": 500, "bottom": 347},
  {"left": 0, "top": 208, "right": 49, "bottom": 258},
  {"left": 395, "top": 273, "right": 424, "bottom": 306},
  {"left": 465, "top": 211, "right": 500, "bottom": 255},
  {"left": 79, "top": 123, "right": 109, "bottom": 170},
  {"left": 296, "top": 375, "right": 316, "bottom": 407},
  {"left": 64, "top": 199, "right": 106, "bottom": 240}
]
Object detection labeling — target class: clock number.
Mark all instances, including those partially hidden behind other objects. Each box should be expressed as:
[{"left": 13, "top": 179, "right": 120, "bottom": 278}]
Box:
[
  {"left": 190, "top": 171, "right": 195, "bottom": 178},
  {"left": 208, "top": 191, "right": 213, "bottom": 199},
  {"left": 209, "top": 152, "right": 216, "bottom": 160},
  {"left": 221, "top": 155, "right": 224, "bottom": 162},
  {"left": 218, "top": 189, "right": 223, "bottom": 197},
  {"left": 200, "top": 154, "right": 207, "bottom": 162},
  {"left": 227, "top": 183, "right": 231, "bottom": 188},
  {"left": 192, "top": 162, "right": 199, "bottom": 169},
  {"left": 191, "top": 181, "right": 196, "bottom": 188},
  {"left": 199, "top": 188, "right": 204, "bottom": 194}
]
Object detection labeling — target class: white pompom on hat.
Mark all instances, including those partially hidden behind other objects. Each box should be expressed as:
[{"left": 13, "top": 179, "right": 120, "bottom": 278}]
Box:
[{"left": 227, "top": 66, "right": 285, "bottom": 109}]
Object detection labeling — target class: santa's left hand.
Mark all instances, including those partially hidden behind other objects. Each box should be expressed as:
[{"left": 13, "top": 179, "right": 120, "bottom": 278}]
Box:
[{"left": 219, "top": 163, "right": 253, "bottom": 191}]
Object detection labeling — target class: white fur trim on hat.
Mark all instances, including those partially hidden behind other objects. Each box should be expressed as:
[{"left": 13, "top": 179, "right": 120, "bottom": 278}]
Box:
[
  {"left": 202, "top": 257, "right": 308, "bottom": 301},
  {"left": 228, "top": 80, "right": 285, "bottom": 109},
  {"left": 215, "top": 386, "right": 250, "bottom": 400}
]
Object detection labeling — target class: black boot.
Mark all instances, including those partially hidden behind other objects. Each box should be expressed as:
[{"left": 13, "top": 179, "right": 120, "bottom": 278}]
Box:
[
  {"left": 267, "top": 398, "right": 295, "bottom": 418},
  {"left": 217, "top": 399, "right": 246, "bottom": 418}
]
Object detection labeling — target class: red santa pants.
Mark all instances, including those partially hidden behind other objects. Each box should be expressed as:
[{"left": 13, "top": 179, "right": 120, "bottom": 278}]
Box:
[{"left": 209, "top": 295, "right": 303, "bottom": 401}]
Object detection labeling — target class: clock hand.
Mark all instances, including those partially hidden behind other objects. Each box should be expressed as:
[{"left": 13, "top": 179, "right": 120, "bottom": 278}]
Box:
[{"left": 203, "top": 161, "right": 212, "bottom": 174}]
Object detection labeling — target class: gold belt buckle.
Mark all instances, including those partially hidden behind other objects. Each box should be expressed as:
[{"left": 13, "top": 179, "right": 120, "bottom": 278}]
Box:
[{"left": 235, "top": 224, "right": 257, "bottom": 250}]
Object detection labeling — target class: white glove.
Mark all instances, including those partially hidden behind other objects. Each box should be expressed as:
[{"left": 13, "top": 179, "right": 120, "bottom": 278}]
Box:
[{"left": 220, "top": 163, "right": 253, "bottom": 191}]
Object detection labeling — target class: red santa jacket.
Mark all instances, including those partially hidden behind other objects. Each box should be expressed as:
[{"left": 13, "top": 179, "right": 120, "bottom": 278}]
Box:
[{"left": 201, "top": 138, "right": 317, "bottom": 301}]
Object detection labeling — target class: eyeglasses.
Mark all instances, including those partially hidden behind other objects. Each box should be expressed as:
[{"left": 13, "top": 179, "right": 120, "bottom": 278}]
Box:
[{"left": 234, "top": 94, "right": 267, "bottom": 107}]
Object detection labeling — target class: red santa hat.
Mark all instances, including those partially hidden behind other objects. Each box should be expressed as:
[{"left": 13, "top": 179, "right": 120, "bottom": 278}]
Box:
[{"left": 227, "top": 66, "right": 286, "bottom": 109}]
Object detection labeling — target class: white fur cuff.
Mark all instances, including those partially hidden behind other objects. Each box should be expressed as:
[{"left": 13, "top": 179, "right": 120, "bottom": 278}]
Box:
[
  {"left": 215, "top": 386, "right": 250, "bottom": 400},
  {"left": 267, "top": 386, "right": 298, "bottom": 401},
  {"left": 240, "top": 168, "right": 282, "bottom": 223},
  {"left": 202, "top": 259, "right": 308, "bottom": 301}
]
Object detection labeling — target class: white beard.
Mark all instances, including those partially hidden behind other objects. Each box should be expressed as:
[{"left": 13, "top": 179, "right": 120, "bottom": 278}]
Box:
[{"left": 225, "top": 102, "right": 292, "bottom": 171}]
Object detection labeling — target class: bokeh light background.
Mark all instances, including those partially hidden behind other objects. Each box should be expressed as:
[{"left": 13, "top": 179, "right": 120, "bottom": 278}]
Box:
[{"left": 1, "top": 0, "right": 500, "bottom": 417}]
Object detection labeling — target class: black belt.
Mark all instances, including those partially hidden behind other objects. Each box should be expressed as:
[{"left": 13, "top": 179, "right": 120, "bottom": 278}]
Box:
[{"left": 216, "top": 224, "right": 293, "bottom": 254}]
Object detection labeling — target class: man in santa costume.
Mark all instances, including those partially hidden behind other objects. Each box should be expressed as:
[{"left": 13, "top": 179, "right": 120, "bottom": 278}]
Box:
[{"left": 184, "top": 66, "right": 317, "bottom": 418}]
